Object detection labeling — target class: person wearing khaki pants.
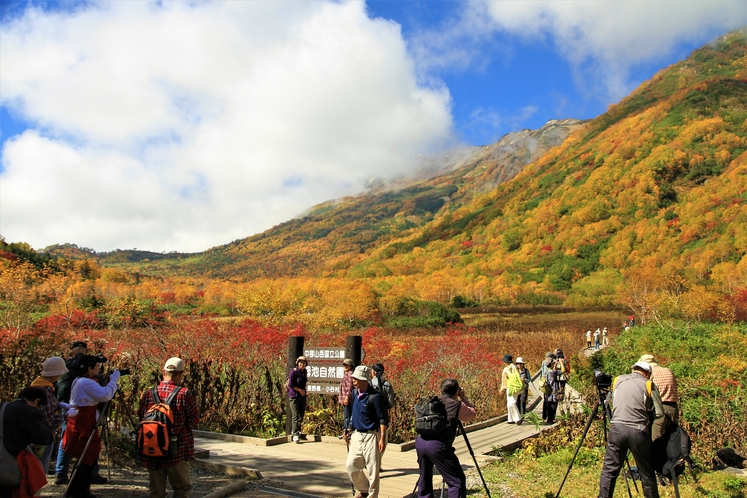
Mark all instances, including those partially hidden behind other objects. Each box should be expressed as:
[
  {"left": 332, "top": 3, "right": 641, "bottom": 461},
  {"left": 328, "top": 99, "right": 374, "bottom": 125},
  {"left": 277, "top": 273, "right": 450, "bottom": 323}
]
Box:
[
  {"left": 138, "top": 358, "right": 200, "bottom": 498},
  {"left": 344, "top": 365, "right": 388, "bottom": 498}
]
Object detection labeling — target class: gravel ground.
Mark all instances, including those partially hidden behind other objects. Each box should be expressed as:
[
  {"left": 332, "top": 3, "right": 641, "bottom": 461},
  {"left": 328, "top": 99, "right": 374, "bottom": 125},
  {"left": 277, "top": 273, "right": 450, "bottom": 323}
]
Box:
[{"left": 39, "top": 465, "right": 247, "bottom": 497}]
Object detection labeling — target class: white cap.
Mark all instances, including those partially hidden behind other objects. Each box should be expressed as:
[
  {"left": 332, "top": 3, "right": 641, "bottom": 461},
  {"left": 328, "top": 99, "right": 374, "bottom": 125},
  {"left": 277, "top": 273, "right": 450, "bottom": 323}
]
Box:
[
  {"left": 633, "top": 361, "right": 651, "bottom": 372},
  {"left": 164, "top": 357, "right": 185, "bottom": 372},
  {"left": 515, "top": 357, "right": 525, "bottom": 364}
]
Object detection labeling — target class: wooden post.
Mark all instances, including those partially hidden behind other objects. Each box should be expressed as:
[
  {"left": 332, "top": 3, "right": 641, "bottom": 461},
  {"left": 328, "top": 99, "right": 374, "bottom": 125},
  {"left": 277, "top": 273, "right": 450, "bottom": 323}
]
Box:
[
  {"left": 345, "top": 335, "right": 362, "bottom": 367},
  {"left": 285, "top": 336, "right": 305, "bottom": 436}
]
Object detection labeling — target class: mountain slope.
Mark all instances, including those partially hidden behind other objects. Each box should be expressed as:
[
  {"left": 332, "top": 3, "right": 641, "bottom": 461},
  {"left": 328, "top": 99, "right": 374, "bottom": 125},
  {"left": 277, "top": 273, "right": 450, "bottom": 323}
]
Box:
[
  {"left": 342, "top": 28, "right": 747, "bottom": 303},
  {"left": 105, "top": 119, "right": 583, "bottom": 279}
]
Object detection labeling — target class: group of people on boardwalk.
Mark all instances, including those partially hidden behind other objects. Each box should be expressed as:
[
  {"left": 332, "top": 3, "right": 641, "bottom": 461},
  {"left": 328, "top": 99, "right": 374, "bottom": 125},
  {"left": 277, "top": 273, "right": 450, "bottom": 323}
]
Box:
[
  {"left": 586, "top": 327, "right": 609, "bottom": 350},
  {"left": 1, "top": 340, "right": 200, "bottom": 498},
  {"left": 286, "top": 354, "right": 474, "bottom": 498},
  {"left": 498, "top": 349, "right": 569, "bottom": 426}
]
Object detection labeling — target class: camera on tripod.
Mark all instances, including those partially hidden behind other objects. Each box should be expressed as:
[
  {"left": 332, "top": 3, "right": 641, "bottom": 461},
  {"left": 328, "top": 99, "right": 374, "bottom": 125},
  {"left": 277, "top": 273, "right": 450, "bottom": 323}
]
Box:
[{"left": 594, "top": 369, "right": 612, "bottom": 390}]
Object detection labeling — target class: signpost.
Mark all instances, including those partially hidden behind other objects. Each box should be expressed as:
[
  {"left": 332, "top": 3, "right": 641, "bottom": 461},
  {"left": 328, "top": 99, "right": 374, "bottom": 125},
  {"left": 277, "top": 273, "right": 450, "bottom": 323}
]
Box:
[
  {"left": 303, "top": 347, "right": 346, "bottom": 395},
  {"left": 284, "top": 335, "right": 363, "bottom": 435}
]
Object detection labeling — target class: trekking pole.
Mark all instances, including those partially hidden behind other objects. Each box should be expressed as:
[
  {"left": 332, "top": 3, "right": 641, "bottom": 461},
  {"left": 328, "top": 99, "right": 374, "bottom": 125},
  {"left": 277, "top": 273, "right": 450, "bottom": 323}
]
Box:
[
  {"left": 64, "top": 400, "right": 112, "bottom": 498},
  {"left": 458, "top": 421, "right": 491, "bottom": 498}
]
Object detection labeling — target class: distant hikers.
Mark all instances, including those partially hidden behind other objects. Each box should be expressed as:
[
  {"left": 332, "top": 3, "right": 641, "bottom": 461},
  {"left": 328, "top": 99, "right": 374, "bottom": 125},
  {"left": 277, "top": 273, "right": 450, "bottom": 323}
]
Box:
[
  {"left": 594, "top": 328, "right": 601, "bottom": 350},
  {"left": 586, "top": 330, "right": 592, "bottom": 349},
  {"left": 602, "top": 327, "right": 609, "bottom": 346}
]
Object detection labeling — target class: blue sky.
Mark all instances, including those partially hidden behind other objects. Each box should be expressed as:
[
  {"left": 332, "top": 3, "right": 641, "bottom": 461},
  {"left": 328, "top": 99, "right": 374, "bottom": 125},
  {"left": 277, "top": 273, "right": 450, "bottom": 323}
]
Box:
[{"left": 1, "top": 0, "right": 745, "bottom": 252}]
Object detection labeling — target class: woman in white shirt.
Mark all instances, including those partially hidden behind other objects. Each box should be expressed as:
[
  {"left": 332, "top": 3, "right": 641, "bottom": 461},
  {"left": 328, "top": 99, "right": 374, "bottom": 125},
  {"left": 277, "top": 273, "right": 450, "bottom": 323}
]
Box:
[{"left": 62, "top": 355, "right": 120, "bottom": 498}]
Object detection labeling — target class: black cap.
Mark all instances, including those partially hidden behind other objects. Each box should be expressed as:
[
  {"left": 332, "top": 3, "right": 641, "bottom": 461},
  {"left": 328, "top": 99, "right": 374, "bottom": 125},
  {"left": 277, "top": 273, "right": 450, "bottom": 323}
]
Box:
[
  {"left": 70, "top": 341, "right": 87, "bottom": 349},
  {"left": 503, "top": 354, "right": 513, "bottom": 363}
]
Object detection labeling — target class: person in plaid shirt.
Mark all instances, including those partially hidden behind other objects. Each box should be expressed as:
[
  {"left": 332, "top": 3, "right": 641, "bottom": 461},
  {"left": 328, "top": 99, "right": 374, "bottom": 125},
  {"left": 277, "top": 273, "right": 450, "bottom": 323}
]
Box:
[
  {"left": 29, "top": 356, "right": 69, "bottom": 474},
  {"left": 339, "top": 359, "right": 355, "bottom": 433},
  {"left": 138, "top": 358, "right": 200, "bottom": 498}
]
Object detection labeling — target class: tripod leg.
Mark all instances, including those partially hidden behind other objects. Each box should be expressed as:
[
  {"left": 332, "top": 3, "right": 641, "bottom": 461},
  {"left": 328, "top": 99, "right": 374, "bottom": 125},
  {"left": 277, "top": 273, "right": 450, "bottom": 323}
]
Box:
[
  {"left": 624, "top": 455, "right": 640, "bottom": 494},
  {"left": 621, "top": 458, "right": 634, "bottom": 498},
  {"left": 104, "top": 418, "right": 112, "bottom": 482},
  {"left": 458, "top": 422, "right": 491, "bottom": 498},
  {"left": 555, "top": 402, "right": 600, "bottom": 498},
  {"left": 115, "top": 389, "right": 139, "bottom": 431}
]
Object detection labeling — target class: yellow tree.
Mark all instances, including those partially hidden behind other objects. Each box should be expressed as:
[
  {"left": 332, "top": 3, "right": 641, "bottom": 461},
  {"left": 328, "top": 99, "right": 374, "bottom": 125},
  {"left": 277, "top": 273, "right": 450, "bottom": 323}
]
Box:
[{"left": 0, "top": 261, "right": 41, "bottom": 334}]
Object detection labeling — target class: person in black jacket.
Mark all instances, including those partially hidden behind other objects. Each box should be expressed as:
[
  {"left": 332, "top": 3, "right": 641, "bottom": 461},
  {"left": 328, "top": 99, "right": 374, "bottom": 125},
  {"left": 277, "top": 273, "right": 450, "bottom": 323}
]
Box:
[
  {"left": 415, "top": 379, "right": 476, "bottom": 498},
  {"left": 1, "top": 387, "right": 54, "bottom": 498}
]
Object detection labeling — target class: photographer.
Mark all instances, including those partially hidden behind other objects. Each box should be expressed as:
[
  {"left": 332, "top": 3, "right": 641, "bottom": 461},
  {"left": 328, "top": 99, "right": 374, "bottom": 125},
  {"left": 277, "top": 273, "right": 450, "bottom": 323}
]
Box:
[
  {"left": 62, "top": 355, "right": 120, "bottom": 498},
  {"left": 138, "top": 357, "right": 199, "bottom": 498},
  {"left": 415, "top": 378, "right": 475, "bottom": 498},
  {"left": 598, "top": 361, "right": 664, "bottom": 498},
  {"left": 55, "top": 341, "right": 88, "bottom": 485}
]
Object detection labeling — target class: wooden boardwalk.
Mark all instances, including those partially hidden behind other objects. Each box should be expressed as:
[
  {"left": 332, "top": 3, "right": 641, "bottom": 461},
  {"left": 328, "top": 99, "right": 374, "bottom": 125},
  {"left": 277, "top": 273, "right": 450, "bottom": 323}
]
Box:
[{"left": 193, "top": 376, "right": 579, "bottom": 497}]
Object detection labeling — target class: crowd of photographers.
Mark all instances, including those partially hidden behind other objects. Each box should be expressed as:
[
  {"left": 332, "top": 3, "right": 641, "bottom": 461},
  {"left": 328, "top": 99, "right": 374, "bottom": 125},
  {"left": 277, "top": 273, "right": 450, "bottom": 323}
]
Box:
[
  {"left": 1, "top": 341, "right": 199, "bottom": 498},
  {"left": 2, "top": 336, "right": 681, "bottom": 498}
]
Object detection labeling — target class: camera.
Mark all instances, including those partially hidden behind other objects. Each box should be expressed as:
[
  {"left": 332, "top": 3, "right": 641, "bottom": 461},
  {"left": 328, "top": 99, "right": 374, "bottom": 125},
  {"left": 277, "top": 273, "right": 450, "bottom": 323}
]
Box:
[
  {"left": 94, "top": 353, "right": 108, "bottom": 364},
  {"left": 119, "top": 368, "right": 131, "bottom": 376},
  {"left": 594, "top": 369, "right": 612, "bottom": 389}
]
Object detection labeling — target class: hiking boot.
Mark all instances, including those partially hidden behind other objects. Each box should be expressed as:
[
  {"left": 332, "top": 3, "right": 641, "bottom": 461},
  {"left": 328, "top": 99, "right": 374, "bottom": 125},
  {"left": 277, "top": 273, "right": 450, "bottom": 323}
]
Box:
[
  {"left": 298, "top": 433, "right": 307, "bottom": 440},
  {"left": 55, "top": 474, "right": 69, "bottom": 486},
  {"left": 90, "top": 475, "right": 108, "bottom": 485},
  {"left": 292, "top": 434, "right": 300, "bottom": 443}
]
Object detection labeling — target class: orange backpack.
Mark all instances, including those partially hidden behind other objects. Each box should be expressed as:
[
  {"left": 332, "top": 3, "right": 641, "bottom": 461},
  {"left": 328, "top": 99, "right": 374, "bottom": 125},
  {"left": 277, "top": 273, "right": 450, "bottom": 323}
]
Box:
[{"left": 138, "top": 387, "right": 181, "bottom": 458}]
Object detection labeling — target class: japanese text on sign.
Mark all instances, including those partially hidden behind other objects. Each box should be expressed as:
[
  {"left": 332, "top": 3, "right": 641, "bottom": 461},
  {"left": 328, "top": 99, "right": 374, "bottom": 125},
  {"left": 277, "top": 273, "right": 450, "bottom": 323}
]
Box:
[
  {"left": 303, "top": 348, "right": 346, "bottom": 360},
  {"left": 306, "top": 382, "right": 340, "bottom": 395}
]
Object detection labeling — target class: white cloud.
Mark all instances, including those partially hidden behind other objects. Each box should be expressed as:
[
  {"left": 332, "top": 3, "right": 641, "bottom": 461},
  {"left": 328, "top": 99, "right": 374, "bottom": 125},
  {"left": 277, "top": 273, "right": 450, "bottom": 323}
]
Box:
[
  {"left": 0, "top": 0, "right": 453, "bottom": 252},
  {"left": 480, "top": 0, "right": 747, "bottom": 101}
]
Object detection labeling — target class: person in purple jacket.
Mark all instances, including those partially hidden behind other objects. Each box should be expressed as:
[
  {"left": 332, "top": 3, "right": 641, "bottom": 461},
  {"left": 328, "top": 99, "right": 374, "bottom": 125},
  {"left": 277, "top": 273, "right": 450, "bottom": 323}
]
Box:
[
  {"left": 415, "top": 378, "right": 475, "bottom": 498},
  {"left": 288, "top": 356, "right": 308, "bottom": 443}
]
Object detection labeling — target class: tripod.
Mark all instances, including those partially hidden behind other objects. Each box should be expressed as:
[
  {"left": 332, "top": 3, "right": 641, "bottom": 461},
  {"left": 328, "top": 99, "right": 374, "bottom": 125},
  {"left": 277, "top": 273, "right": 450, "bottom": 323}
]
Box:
[
  {"left": 555, "top": 387, "right": 638, "bottom": 498},
  {"left": 409, "top": 421, "right": 491, "bottom": 498},
  {"left": 64, "top": 389, "right": 138, "bottom": 497}
]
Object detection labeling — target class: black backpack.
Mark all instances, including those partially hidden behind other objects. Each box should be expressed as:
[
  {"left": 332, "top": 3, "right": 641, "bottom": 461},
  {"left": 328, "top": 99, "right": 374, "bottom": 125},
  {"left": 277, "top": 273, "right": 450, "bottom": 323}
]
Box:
[
  {"left": 414, "top": 396, "right": 449, "bottom": 436},
  {"left": 652, "top": 420, "right": 697, "bottom": 497}
]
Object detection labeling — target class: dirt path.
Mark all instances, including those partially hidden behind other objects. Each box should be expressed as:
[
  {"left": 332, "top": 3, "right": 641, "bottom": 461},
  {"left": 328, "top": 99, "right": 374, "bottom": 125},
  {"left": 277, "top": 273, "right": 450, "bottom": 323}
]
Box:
[{"left": 38, "top": 465, "right": 245, "bottom": 497}]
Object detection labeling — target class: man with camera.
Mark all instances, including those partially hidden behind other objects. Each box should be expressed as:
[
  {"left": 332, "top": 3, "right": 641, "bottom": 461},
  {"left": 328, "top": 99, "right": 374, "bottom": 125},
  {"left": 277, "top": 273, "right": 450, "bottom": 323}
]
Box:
[
  {"left": 598, "top": 361, "right": 664, "bottom": 498},
  {"left": 138, "top": 357, "right": 200, "bottom": 498},
  {"left": 415, "top": 378, "right": 475, "bottom": 498}
]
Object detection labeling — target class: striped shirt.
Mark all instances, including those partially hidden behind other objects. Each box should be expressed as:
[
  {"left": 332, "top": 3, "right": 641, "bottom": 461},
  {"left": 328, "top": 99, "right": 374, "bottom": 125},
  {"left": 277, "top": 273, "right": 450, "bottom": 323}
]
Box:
[{"left": 650, "top": 365, "right": 679, "bottom": 403}]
